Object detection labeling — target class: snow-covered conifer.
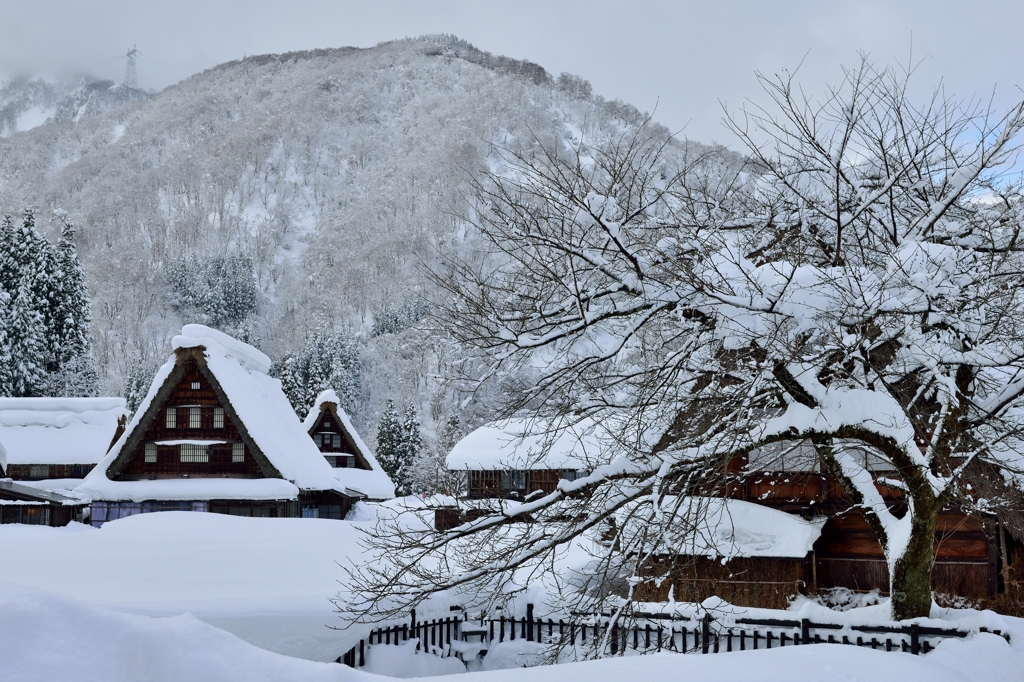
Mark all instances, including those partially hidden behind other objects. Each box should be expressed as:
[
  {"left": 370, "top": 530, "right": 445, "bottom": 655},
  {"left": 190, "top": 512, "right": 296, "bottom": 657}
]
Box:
[
  {"left": 376, "top": 399, "right": 412, "bottom": 496},
  {"left": 5, "top": 276, "right": 47, "bottom": 397},
  {"left": 279, "top": 327, "right": 361, "bottom": 417}
]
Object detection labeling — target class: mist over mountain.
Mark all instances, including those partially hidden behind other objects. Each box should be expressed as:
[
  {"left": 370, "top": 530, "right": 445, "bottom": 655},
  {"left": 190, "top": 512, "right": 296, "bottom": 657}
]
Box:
[
  {"left": 0, "top": 35, "right": 734, "bottom": 438},
  {"left": 0, "top": 76, "right": 150, "bottom": 137}
]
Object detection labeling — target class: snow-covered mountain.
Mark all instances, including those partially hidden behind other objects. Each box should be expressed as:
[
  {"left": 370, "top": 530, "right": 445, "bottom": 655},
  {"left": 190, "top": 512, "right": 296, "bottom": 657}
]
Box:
[
  {"left": 0, "top": 35, "right": 727, "bottom": 433},
  {"left": 0, "top": 76, "right": 148, "bottom": 137}
]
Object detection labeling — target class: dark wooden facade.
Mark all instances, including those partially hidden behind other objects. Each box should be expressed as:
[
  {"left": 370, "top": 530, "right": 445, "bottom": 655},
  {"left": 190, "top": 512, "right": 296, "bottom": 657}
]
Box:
[
  {"left": 814, "top": 511, "right": 999, "bottom": 599},
  {"left": 306, "top": 403, "right": 373, "bottom": 471},
  {"left": 115, "top": 358, "right": 262, "bottom": 480},
  {"left": 634, "top": 456, "right": 1008, "bottom": 607},
  {"left": 0, "top": 481, "right": 84, "bottom": 526},
  {"left": 466, "top": 469, "right": 576, "bottom": 499},
  {"left": 5, "top": 463, "right": 96, "bottom": 480}
]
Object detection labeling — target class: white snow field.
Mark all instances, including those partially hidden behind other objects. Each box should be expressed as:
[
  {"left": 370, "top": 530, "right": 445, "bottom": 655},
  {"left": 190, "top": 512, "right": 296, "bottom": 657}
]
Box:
[
  {"left": 0, "top": 512, "right": 373, "bottom": 662},
  {"left": 2, "top": 582, "right": 1024, "bottom": 682},
  {"left": 2, "top": 510, "right": 1024, "bottom": 681}
]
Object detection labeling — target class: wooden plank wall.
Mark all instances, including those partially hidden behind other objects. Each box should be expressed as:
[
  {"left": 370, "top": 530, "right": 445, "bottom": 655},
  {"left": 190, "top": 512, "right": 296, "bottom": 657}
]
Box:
[
  {"left": 814, "top": 512, "right": 998, "bottom": 598},
  {"left": 118, "top": 360, "right": 263, "bottom": 478}
]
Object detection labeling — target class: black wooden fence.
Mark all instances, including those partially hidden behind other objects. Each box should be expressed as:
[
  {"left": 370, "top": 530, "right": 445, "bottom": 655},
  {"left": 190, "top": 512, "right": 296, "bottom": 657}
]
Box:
[{"left": 338, "top": 605, "right": 1009, "bottom": 667}]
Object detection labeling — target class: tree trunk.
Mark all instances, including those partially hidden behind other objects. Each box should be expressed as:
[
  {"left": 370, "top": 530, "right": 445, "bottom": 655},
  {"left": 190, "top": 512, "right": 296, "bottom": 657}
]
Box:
[{"left": 889, "top": 506, "right": 937, "bottom": 620}]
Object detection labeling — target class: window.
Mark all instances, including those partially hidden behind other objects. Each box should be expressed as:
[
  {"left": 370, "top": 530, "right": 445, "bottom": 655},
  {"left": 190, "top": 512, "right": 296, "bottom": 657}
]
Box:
[
  {"left": 29, "top": 465, "right": 50, "bottom": 478},
  {"left": 232, "top": 442, "right": 245, "bottom": 463},
  {"left": 313, "top": 434, "right": 323, "bottom": 447},
  {"left": 189, "top": 407, "right": 201, "bottom": 429},
  {"left": 191, "top": 382, "right": 201, "bottom": 390},
  {"left": 145, "top": 443, "right": 157, "bottom": 463},
  {"left": 213, "top": 407, "right": 224, "bottom": 429},
  {"left": 500, "top": 470, "right": 527, "bottom": 491},
  {"left": 180, "top": 444, "right": 208, "bottom": 463},
  {"left": 561, "top": 469, "right": 580, "bottom": 481},
  {"left": 166, "top": 407, "right": 176, "bottom": 429},
  {"left": 332, "top": 434, "right": 341, "bottom": 449}
]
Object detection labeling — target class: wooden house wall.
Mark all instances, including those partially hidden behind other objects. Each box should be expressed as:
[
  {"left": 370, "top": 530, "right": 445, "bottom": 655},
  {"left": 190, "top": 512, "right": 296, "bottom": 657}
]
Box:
[
  {"left": 6, "top": 463, "right": 96, "bottom": 480},
  {"left": 116, "top": 360, "right": 263, "bottom": 479},
  {"left": 1, "top": 487, "right": 81, "bottom": 527},
  {"left": 466, "top": 469, "right": 564, "bottom": 499},
  {"left": 635, "top": 555, "right": 808, "bottom": 610},
  {"left": 814, "top": 512, "right": 998, "bottom": 598}
]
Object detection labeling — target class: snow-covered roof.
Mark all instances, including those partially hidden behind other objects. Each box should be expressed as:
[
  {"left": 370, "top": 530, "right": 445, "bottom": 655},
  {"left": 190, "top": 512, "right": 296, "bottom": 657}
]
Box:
[
  {"left": 0, "top": 479, "right": 85, "bottom": 506},
  {"left": 446, "top": 418, "right": 607, "bottom": 471},
  {"left": 0, "top": 397, "right": 126, "bottom": 466},
  {"left": 622, "top": 497, "right": 825, "bottom": 560},
  {"left": 77, "top": 325, "right": 355, "bottom": 502},
  {"left": 302, "top": 389, "right": 395, "bottom": 499}
]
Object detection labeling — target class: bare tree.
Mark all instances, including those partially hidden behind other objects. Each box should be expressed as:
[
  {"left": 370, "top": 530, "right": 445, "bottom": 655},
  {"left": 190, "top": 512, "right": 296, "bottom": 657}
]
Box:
[{"left": 346, "top": 59, "right": 1024, "bottom": 626}]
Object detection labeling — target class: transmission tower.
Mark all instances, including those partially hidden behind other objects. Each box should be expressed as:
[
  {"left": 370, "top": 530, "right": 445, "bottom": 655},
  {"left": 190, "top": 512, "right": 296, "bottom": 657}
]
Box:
[{"left": 123, "top": 46, "right": 138, "bottom": 89}]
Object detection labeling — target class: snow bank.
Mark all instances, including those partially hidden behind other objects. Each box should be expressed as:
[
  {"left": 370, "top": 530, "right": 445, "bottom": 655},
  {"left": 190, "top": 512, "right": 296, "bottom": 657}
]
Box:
[
  {"left": 438, "top": 637, "right": 1022, "bottom": 682},
  {"left": 447, "top": 418, "right": 607, "bottom": 471},
  {"left": 0, "top": 397, "right": 126, "bottom": 465},
  {"left": 0, "top": 583, "right": 356, "bottom": 682},
  {"left": 362, "top": 640, "right": 467, "bottom": 677},
  {"left": 0, "top": 512, "right": 373, "bottom": 661}
]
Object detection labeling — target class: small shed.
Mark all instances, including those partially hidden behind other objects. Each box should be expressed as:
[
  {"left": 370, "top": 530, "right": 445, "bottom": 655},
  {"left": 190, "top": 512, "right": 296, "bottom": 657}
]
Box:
[{"left": 0, "top": 397, "right": 126, "bottom": 489}]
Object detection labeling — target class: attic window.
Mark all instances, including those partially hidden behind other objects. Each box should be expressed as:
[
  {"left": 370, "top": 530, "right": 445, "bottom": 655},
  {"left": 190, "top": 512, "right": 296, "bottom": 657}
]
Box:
[
  {"left": 145, "top": 443, "right": 157, "bottom": 463},
  {"left": 213, "top": 407, "right": 224, "bottom": 429},
  {"left": 180, "top": 444, "right": 208, "bottom": 463},
  {"left": 232, "top": 442, "right": 244, "bottom": 463},
  {"left": 191, "top": 382, "right": 201, "bottom": 390},
  {"left": 189, "top": 407, "right": 201, "bottom": 429},
  {"left": 166, "top": 408, "right": 177, "bottom": 429}
]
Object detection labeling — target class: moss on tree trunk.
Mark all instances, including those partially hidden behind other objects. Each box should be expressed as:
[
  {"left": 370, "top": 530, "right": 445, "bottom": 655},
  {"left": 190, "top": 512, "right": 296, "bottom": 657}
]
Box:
[{"left": 890, "top": 507, "right": 938, "bottom": 620}]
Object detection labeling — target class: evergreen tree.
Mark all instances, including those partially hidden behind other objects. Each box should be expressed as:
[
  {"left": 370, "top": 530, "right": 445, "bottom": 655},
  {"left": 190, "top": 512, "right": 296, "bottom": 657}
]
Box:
[
  {"left": 6, "top": 276, "right": 47, "bottom": 397},
  {"left": 50, "top": 211, "right": 93, "bottom": 363},
  {"left": 0, "top": 214, "right": 16, "bottom": 293},
  {"left": 0, "top": 208, "right": 99, "bottom": 397},
  {"left": 376, "top": 399, "right": 412, "bottom": 496},
  {"left": 0, "top": 292, "right": 14, "bottom": 396},
  {"left": 438, "top": 414, "right": 463, "bottom": 454},
  {"left": 40, "top": 211, "right": 100, "bottom": 396},
  {"left": 401, "top": 403, "right": 422, "bottom": 466},
  {"left": 279, "top": 327, "right": 361, "bottom": 417},
  {"left": 166, "top": 254, "right": 258, "bottom": 330}
]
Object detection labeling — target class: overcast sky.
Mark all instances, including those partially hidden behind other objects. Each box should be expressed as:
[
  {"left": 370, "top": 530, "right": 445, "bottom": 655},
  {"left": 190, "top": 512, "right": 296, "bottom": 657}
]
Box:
[{"left": 2, "top": 0, "right": 1022, "bottom": 146}]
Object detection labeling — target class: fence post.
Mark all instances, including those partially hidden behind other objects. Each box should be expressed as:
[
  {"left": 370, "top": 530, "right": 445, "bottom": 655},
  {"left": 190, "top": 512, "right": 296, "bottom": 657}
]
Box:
[
  {"left": 910, "top": 623, "right": 920, "bottom": 655},
  {"left": 359, "top": 640, "right": 365, "bottom": 667},
  {"left": 527, "top": 603, "right": 534, "bottom": 642},
  {"left": 701, "top": 614, "right": 711, "bottom": 654},
  {"left": 801, "top": 618, "right": 810, "bottom": 645}
]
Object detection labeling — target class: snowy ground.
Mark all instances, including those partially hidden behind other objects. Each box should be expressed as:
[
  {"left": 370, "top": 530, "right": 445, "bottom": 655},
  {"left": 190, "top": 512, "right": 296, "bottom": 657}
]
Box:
[
  {"left": 3, "top": 511, "right": 1024, "bottom": 681},
  {"left": 0, "top": 512, "right": 370, "bottom": 661},
  {"left": 3, "top": 582, "right": 1024, "bottom": 682}
]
